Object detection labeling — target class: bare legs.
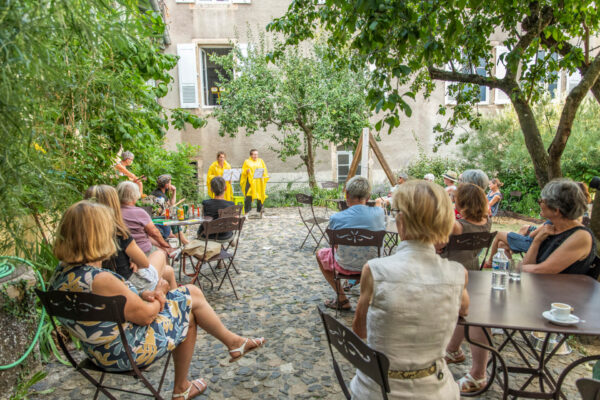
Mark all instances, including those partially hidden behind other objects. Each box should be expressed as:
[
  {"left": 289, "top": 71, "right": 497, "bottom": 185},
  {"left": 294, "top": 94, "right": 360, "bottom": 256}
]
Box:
[
  {"left": 316, "top": 254, "right": 350, "bottom": 308},
  {"left": 446, "top": 325, "right": 490, "bottom": 381},
  {"left": 486, "top": 231, "right": 512, "bottom": 264},
  {"left": 171, "top": 285, "right": 264, "bottom": 398},
  {"left": 149, "top": 250, "right": 177, "bottom": 290}
]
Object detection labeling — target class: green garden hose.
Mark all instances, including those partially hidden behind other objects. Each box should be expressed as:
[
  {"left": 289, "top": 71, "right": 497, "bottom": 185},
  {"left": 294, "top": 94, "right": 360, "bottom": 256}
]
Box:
[{"left": 0, "top": 256, "right": 48, "bottom": 370}]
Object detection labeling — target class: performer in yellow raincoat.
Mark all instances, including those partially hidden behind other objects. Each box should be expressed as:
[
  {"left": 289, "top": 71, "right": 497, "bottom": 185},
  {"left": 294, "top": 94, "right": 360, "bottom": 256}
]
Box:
[
  {"left": 240, "top": 149, "right": 269, "bottom": 215},
  {"left": 206, "top": 151, "right": 233, "bottom": 201}
]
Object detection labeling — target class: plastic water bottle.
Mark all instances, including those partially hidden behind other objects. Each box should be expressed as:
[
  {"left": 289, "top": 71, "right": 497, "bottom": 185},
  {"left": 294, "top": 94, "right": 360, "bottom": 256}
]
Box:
[{"left": 491, "top": 249, "right": 509, "bottom": 290}]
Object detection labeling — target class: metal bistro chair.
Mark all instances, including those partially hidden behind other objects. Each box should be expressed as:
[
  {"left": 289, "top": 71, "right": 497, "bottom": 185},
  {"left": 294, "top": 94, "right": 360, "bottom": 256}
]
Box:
[
  {"left": 296, "top": 193, "right": 329, "bottom": 253},
  {"left": 317, "top": 306, "right": 390, "bottom": 399},
  {"left": 195, "top": 217, "right": 245, "bottom": 299},
  {"left": 35, "top": 289, "right": 171, "bottom": 400},
  {"left": 326, "top": 228, "right": 385, "bottom": 316},
  {"left": 444, "top": 231, "right": 498, "bottom": 270},
  {"left": 576, "top": 378, "right": 600, "bottom": 400},
  {"left": 216, "top": 205, "right": 244, "bottom": 274}
]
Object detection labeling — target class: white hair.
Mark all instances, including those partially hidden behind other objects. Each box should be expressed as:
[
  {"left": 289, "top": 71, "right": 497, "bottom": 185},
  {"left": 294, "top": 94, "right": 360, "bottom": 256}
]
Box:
[{"left": 117, "top": 181, "right": 140, "bottom": 204}]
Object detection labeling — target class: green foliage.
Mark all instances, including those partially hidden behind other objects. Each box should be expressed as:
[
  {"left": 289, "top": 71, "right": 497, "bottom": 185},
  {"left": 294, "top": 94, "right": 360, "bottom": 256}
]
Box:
[
  {"left": 405, "top": 152, "right": 466, "bottom": 187},
  {"left": 268, "top": 0, "right": 600, "bottom": 187},
  {"left": 460, "top": 98, "right": 600, "bottom": 215},
  {"left": 10, "top": 371, "right": 53, "bottom": 400},
  {"left": 266, "top": 184, "right": 343, "bottom": 208},
  {"left": 0, "top": 0, "right": 204, "bottom": 258},
  {"left": 211, "top": 32, "right": 370, "bottom": 188}
]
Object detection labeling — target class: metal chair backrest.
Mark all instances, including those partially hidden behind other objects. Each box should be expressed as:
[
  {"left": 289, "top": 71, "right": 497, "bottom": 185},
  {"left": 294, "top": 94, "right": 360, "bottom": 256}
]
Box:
[
  {"left": 576, "top": 378, "right": 600, "bottom": 400},
  {"left": 318, "top": 306, "right": 390, "bottom": 399},
  {"left": 321, "top": 181, "right": 338, "bottom": 189},
  {"left": 586, "top": 255, "right": 600, "bottom": 280},
  {"left": 36, "top": 289, "right": 126, "bottom": 323},
  {"left": 218, "top": 204, "right": 243, "bottom": 218},
  {"left": 445, "top": 231, "right": 497, "bottom": 270},
  {"left": 203, "top": 216, "right": 243, "bottom": 236},
  {"left": 326, "top": 228, "right": 386, "bottom": 259}
]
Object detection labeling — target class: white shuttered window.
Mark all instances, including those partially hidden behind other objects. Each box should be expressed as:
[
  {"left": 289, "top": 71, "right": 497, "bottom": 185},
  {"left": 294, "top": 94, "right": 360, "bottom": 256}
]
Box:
[
  {"left": 567, "top": 71, "right": 582, "bottom": 93},
  {"left": 177, "top": 44, "right": 199, "bottom": 108}
]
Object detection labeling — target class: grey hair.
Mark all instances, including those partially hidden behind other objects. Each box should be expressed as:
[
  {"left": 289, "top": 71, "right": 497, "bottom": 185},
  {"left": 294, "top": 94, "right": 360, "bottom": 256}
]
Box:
[
  {"left": 210, "top": 177, "right": 226, "bottom": 196},
  {"left": 157, "top": 174, "right": 172, "bottom": 189},
  {"left": 397, "top": 172, "right": 408, "bottom": 180},
  {"left": 459, "top": 169, "right": 489, "bottom": 190},
  {"left": 121, "top": 151, "right": 134, "bottom": 161},
  {"left": 117, "top": 181, "right": 140, "bottom": 204},
  {"left": 541, "top": 178, "right": 587, "bottom": 220},
  {"left": 345, "top": 176, "right": 371, "bottom": 200}
]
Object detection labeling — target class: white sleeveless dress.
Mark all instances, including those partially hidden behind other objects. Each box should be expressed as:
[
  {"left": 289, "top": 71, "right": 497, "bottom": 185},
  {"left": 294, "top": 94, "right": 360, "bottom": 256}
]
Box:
[{"left": 349, "top": 241, "right": 465, "bottom": 399}]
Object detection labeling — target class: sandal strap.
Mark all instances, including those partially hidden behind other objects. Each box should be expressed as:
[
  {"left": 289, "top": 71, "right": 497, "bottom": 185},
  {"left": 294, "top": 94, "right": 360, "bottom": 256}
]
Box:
[
  {"left": 458, "top": 373, "right": 485, "bottom": 392},
  {"left": 229, "top": 338, "right": 249, "bottom": 355},
  {"left": 173, "top": 379, "right": 206, "bottom": 399}
]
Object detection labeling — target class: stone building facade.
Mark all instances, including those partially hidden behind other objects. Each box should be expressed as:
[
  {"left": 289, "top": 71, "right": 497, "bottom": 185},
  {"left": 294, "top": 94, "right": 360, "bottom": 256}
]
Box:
[{"left": 159, "top": 0, "right": 581, "bottom": 193}]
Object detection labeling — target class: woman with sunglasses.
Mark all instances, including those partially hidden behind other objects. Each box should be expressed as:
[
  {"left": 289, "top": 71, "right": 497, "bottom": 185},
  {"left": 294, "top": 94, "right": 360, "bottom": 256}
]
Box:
[{"left": 522, "top": 179, "right": 595, "bottom": 275}]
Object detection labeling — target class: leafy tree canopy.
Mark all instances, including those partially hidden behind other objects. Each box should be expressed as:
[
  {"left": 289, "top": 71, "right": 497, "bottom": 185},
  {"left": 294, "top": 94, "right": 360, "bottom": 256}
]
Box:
[
  {"left": 211, "top": 35, "right": 370, "bottom": 188},
  {"left": 268, "top": 0, "right": 600, "bottom": 187}
]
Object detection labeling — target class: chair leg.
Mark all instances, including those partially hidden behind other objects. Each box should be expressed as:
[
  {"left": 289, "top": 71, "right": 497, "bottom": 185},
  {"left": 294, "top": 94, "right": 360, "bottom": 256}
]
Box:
[
  {"left": 299, "top": 224, "right": 315, "bottom": 249},
  {"left": 217, "top": 260, "right": 239, "bottom": 299}
]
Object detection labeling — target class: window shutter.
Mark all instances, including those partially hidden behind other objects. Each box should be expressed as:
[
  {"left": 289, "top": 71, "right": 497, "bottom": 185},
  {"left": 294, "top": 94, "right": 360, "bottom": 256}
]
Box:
[
  {"left": 177, "top": 44, "right": 199, "bottom": 108},
  {"left": 232, "top": 0, "right": 251, "bottom": 3},
  {"left": 567, "top": 71, "right": 582, "bottom": 93},
  {"left": 495, "top": 46, "right": 510, "bottom": 104}
]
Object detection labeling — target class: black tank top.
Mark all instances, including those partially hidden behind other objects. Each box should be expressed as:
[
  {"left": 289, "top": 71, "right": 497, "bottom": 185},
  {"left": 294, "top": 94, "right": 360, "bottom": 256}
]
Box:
[{"left": 536, "top": 226, "right": 596, "bottom": 274}]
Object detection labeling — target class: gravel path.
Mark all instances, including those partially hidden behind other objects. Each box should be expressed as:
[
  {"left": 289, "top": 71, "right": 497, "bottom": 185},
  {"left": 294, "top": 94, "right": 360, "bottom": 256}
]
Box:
[{"left": 32, "top": 207, "right": 592, "bottom": 399}]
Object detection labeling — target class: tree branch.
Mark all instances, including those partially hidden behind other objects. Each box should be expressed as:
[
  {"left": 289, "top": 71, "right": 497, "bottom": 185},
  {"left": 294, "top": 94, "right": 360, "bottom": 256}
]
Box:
[
  {"left": 428, "top": 67, "right": 507, "bottom": 89},
  {"left": 548, "top": 53, "right": 600, "bottom": 163}
]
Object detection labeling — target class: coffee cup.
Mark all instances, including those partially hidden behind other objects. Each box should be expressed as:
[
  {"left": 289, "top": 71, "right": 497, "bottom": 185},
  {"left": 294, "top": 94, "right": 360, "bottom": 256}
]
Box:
[{"left": 550, "top": 303, "right": 573, "bottom": 321}]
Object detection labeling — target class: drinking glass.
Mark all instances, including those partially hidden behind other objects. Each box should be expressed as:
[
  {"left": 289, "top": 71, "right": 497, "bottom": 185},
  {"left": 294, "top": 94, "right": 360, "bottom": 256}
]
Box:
[{"left": 509, "top": 259, "right": 521, "bottom": 281}]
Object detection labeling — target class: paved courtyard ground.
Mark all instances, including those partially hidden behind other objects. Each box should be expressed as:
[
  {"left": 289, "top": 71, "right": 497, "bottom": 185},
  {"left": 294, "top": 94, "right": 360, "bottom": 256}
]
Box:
[{"left": 32, "top": 207, "right": 595, "bottom": 399}]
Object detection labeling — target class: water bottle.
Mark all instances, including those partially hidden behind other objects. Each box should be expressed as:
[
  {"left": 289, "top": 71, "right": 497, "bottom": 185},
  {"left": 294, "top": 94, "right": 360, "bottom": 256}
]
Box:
[{"left": 491, "top": 249, "right": 509, "bottom": 290}]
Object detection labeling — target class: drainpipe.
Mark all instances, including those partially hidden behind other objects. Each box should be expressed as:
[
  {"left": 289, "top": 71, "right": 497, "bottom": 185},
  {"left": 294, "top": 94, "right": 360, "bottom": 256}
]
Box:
[{"left": 149, "top": 0, "right": 171, "bottom": 46}]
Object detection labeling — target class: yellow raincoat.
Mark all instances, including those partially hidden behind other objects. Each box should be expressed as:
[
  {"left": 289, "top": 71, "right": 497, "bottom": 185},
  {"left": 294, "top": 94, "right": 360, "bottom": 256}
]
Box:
[
  {"left": 206, "top": 160, "right": 233, "bottom": 201},
  {"left": 240, "top": 158, "right": 269, "bottom": 203}
]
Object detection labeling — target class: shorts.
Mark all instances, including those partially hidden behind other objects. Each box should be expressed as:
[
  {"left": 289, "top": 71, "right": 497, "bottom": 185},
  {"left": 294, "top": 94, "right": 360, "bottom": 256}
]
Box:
[
  {"left": 128, "top": 264, "right": 159, "bottom": 292},
  {"left": 317, "top": 248, "right": 360, "bottom": 275},
  {"left": 506, "top": 232, "right": 533, "bottom": 253}
]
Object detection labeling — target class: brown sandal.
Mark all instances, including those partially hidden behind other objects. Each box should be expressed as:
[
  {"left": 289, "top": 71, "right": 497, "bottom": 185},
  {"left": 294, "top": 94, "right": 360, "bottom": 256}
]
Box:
[{"left": 324, "top": 298, "right": 352, "bottom": 311}]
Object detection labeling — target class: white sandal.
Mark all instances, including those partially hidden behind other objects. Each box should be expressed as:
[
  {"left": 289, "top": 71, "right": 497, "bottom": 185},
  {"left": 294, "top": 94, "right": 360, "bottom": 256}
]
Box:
[
  {"left": 458, "top": 373, "right": 486, "bottom": 393},
  {"left": 228, "top": 337, "right": 266, "bottom": 363},
  {"left": 172, "top": 378, "right": 207, "bottom": 400},
  {"left": 444, "top": 349, "right": 466, "bottom": 364}
]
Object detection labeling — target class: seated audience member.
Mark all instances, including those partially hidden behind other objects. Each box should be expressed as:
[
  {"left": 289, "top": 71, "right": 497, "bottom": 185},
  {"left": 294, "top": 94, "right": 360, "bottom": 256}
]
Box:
[
  {"left": 484, "top": 223, "right": 547, "bottom": 267},
  {"left": 114, "top": 151, "right": 145, "bottom": 196},
  {"left": 441, "top": 183, "right": 492, "bottom": 270},
  {"left": 487, "top": 178, "right": 503, "bottom": 217},
  {"left": 316, "top": 176, "right": 385, "bottom": 311},
  {"left": 379, "top": 172, "right": 408, "bottom": 207},
  {"left": 50, "top": 201, "right": 265, "bottom": 399},
  {"left": 117, "top": 181, "right": 176, "bottom": 256},
  {"left": 424, "top": 173, "right": 435, "bottom": 182},
  {"left": 522, "top": 179, "right": 596, "bottom": 274},
  {"left": 443, "top": 170, "right": 458, "bottom": 199},
  {"left": 197, "top": 177, "right": 235, "bottom": 240},
  {"left": 577, "top": 181, "right": 592, "bottom": 218},
  {"left": 85, "top": 185, "right": 177, "bottom": 291},
  {"left": 441, "top": 184, "right": 492, "bottom": 393},
  {"left": 455, "top": 169, "right": 490, "bottom": 219},
  {"left": 351, "top": 180, "right": 469, "bottom": 399},
  {"left": 151, "top": 174, "right": 189, "bottom": 246}
]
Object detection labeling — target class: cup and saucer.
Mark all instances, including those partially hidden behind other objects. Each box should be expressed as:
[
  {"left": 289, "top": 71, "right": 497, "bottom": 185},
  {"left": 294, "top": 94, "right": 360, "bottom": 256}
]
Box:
[{"left": 542, "top": 302, "right": 580, "bottom": 326}]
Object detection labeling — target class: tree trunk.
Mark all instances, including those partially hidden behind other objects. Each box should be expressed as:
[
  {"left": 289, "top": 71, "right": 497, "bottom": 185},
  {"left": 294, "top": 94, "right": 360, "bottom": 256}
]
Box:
[
  {"left": 305, "top": 130, "right": 317, "bottom": 190},
  {"left": 512, "top": 98, "right": 552, "bottom": 187}
]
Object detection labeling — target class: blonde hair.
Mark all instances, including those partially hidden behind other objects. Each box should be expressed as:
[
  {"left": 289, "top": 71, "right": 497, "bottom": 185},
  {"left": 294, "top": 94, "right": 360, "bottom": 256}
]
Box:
[
  {"left": 455, "top": 183, "right": 488, "bottom": 221},
  {"left": 391, "top": 180, "right": 454, "bottom": 244},
  {"left": 84, "top": 185, "right": 130, "bottom": 239},
  {"left": 53, "top": 201, "right": 116, "bottom": 265}
]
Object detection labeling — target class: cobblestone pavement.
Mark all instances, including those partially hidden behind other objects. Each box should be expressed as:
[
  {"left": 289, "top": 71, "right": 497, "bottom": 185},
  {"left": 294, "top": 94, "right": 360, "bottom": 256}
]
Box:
[{"left": 32, "top": 207, "right": 593, "bottom": 399}]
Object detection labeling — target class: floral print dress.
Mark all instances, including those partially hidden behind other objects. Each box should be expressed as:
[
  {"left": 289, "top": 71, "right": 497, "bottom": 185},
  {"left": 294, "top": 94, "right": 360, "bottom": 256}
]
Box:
[{"left": 50, "top": 264, "right": 191, "bottom": 371}]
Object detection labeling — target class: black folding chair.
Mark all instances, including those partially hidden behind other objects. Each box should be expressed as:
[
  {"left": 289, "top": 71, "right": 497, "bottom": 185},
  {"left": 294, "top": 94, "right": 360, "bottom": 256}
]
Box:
[
  {"left": 202, "top": 217, "right": 245, "bottom": 299},
  {"left": 444, "top": 231, "right": 498, "bottom": 270},
  {"left": 296, "top": 193, "right": 329, "bottom": 253},
  {"left": 326, "top": 228, "right": 385, "bottom": 316},
  {"left": 317, "top": 306, "right": 390, "bottom": 399},
  {"left": 35, "top": 289, "right": 171, "bottom": 400},
  {"left": 576, "top": 378, "right": 600, "bottom": 399}
]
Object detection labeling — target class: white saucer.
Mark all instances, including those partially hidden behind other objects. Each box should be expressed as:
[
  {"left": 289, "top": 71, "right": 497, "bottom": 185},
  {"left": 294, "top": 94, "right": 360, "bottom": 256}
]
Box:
[{"left": 542, "top": 310, "right": 580, "bottom": 326}]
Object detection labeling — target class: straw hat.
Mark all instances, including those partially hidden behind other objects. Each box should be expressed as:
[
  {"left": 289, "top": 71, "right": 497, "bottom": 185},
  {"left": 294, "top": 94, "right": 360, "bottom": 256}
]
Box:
[{"left": 442, "top": 170, "right": 458, "bottom": 182}]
